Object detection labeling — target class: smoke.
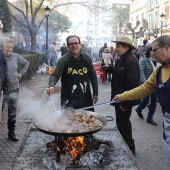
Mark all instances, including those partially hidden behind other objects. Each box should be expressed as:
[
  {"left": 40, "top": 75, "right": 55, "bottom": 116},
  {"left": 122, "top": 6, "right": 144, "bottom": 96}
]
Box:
[
  {"left": 17, "top": 87, "right": 102, "bottom": 134},
  {"left": 18, "top": 87, "right": 64, "bottom": 127}
]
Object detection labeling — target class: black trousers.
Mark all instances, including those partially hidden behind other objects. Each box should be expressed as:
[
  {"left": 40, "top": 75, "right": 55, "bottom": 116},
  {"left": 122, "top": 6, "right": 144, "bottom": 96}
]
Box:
[
  {"left": 115, "top": 105, "right": 135, "bottom": 150},
  {"left": 3, "top": 89, "right": 19, "bottom": 131}
]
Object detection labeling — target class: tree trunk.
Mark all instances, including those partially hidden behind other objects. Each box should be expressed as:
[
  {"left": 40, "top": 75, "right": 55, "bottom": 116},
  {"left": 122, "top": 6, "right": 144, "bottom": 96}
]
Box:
[{"left": 30, "top": 32, "right": 37, "bottom": 51}]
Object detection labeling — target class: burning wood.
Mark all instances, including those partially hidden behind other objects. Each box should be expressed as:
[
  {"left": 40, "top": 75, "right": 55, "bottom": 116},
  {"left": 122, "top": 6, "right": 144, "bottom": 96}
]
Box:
[{"left": 64, "top": 136, "right": 86, "bottom": 160}]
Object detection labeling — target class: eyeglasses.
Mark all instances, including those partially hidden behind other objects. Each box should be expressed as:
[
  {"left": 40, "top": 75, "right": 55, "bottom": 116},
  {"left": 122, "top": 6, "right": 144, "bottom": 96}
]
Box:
[
  {"left": 152, "top": 46, "right": 163, "bottom": 53},
  {"left": 68, "top": 42, "right": 80, "bottom": 46}
]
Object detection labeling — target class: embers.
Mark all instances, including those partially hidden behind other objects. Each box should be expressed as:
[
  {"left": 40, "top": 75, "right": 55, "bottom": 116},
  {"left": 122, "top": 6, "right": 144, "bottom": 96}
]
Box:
[
  {"left": 46, "top": 135, "right": 92, "bottom": 164},
  {"left": 46, "top": 135, "right": 114, "bottom": 168}
]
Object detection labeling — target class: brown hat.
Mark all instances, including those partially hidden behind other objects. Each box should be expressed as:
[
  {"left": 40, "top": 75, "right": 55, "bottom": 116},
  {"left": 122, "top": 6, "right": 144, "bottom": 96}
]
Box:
[{"left": 112, "top": 37, "right": 136, "bottom": 50}]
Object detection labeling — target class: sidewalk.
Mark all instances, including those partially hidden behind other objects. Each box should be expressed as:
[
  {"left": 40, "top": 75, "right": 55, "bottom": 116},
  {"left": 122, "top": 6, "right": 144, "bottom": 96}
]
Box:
[
  {"left": 0, "top": 73, "right": 170, "bottom": 170},
  {"left": 0, "top": 73, "right": 49, "bottom": 170}
]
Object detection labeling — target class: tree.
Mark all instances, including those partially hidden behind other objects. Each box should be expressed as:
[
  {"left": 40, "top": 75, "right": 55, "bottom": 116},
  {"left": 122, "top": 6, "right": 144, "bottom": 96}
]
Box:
[
  {"left": 108, "top": 5, "right": 130, "bottom": 39},
  {"left": 48, "top": 11, "right": 72, "bottom": 39},
  {"left": 125, "top": 19, "right": 149, "bottom": 42},
  {"left": 7, "top": 0, "right": 101, "bottom": 51},
  {"left": 0, "top": 0, "right": 11, "bottom": 33}
]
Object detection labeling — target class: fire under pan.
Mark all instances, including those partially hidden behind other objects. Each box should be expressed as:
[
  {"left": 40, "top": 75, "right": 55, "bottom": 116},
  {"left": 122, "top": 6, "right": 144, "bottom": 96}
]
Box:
[{"left": 12, "top": 127, "right": 142, "bottom": 170}]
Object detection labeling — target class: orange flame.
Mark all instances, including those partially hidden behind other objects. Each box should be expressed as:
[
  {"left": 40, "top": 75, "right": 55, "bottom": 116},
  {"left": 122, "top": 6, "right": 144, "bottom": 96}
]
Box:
[
  {"left": 64, "top": 136, "right": 86, "bottom": 160},
  {"left": 56, "top": 146, "right": 60, "bottom": 152}
]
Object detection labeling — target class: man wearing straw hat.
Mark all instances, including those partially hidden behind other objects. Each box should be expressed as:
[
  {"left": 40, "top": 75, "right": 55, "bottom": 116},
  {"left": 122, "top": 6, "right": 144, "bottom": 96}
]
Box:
[
  {"left": 113, "top": 35, "right": 170, "bottom": 166},
  {"left": 103, "top": 37, "right": 140, "bottom": 155}
]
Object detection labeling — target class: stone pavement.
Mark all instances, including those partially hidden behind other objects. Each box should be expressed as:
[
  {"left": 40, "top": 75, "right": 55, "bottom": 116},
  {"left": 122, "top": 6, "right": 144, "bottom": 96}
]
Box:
[
  {"left": 0, "top": 73, "right": 170, "bottom": 170},
  {"left": 0, "top": 73, "right": 49, "bottom": 170}
]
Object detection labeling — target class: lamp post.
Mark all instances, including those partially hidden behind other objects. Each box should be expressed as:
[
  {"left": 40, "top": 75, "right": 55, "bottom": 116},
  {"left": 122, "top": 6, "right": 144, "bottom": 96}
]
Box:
[
  {"left": 44, "top": 6, "right": 50, "bottom": 64},
  {"left": 145, "top": 13, "right": 165, "bottom": 38},
  {"left": 160, "top": 13, "right": 165, "bottom": 36}
]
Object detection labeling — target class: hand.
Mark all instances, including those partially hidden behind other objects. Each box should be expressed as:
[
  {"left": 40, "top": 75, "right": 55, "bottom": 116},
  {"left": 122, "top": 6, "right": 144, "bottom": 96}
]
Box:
[
  {"left": 18, "top": 73, "right": 22, "bottom": 80},
  {"left": 102, "top": 64, "right": 109, "bottom": 69},
  {"left": 93, "top": 95, "right": 98, "bottom": 104},
  {"left": 119, "top": 106, "right": 128, "bottom": 112},
  {"left": 47, "top": 87, "right": 55, "bottom": 95},
  {"left": 112, "top": 95, "right": 122, "bottom": 103}
]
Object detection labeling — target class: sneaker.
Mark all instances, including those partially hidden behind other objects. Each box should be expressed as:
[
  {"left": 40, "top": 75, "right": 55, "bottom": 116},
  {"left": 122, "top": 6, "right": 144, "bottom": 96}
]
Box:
[
  {"left": 135, "top": 109, "right": 144, "bottom": 119},
  {"left": 130, "top": 146, "right": 136, "bottom": 156}
]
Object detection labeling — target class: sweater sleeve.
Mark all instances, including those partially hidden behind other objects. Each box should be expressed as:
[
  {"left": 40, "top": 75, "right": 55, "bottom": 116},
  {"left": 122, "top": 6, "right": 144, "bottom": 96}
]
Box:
[
  {"left": 18, "top": 54, "right": 29, "bottom": 74},
  {"left": 120, "top": 67, "right": 158, "bottom": 101}
]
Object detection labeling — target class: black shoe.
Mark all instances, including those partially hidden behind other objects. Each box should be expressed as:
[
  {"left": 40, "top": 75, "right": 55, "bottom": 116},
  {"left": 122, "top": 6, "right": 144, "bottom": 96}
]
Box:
[
  {"left": 147, "top": 119, "right": 157, "bottom": 126},
  {"left": 135, "top": 109, "right": 144, "bottom": 119},
  {"left": 8, "top": 131, "right": 19, "bottom": 142},
  {"left": 130, "top": 146, "right": 136, "bottom": 156}
]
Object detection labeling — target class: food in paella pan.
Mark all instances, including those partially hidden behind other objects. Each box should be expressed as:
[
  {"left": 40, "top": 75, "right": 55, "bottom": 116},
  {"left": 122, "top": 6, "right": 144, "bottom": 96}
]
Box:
[{"left": 35, "top": 111, "right": 104, "bottom": 133}]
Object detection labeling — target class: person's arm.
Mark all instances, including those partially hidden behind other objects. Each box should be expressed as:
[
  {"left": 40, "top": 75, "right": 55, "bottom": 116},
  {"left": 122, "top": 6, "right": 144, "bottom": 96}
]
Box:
[
  {"left": 113, "top": 67, "right": 158, "bottom": 103},
  {"left": 48, "top": 55, "right": 68, "bottom": 95},
  {"left": 17, "top": 54, "right": 29, "bottom": 75},
  {"left": 84, "top": 53, "right": 98, "bottom": 103}
]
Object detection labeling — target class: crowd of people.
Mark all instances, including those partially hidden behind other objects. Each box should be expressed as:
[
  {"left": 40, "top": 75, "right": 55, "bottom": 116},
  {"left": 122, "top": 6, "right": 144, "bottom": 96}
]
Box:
[{"left": 1, "top": 17, "right": 170, "bottom": 167}]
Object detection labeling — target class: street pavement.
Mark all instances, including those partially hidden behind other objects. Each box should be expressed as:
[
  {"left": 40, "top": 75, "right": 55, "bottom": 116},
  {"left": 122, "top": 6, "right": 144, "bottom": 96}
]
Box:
[{"left": 0, "top": 73, "right": 169, "bottom": 170}]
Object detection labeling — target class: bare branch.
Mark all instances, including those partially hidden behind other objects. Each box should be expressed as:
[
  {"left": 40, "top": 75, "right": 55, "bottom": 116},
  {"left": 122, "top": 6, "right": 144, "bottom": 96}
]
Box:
[{"left": 8, "top": 1, "right": 27, "bottom": 19}]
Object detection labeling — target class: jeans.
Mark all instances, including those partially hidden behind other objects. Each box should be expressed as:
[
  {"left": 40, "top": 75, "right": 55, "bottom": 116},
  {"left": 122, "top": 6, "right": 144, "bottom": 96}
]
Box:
[
  {"left": 136, "top": 91, "right": 157, "bottom": 120},
  {"left": 51, "top": 54, "right": 57, "bottom": 67},
  {"left": 3, "top": 89, "right": 19, "bottom": 131}
]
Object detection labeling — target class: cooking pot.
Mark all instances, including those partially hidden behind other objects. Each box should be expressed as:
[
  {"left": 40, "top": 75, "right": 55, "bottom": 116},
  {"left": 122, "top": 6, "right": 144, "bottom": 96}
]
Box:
[{"left": 32, "top": 110, "right": 114, "bottom": 137}]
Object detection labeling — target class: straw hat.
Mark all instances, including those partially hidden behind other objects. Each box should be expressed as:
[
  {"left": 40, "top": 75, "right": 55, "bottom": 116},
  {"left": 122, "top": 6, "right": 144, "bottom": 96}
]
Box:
[
  {"left": 104, "top": 47, "right": 110, "bottom": 53},
  {"left": 0, "top": 20, "right": 3, "bottom": 28},
  {"left": 112, "top": 37, "right": 136, "bottom": 50}
]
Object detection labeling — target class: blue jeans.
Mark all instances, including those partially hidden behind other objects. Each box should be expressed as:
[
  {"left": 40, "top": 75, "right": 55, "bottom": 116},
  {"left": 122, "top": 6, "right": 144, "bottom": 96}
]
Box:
[
  {"left": 50, "top": 54, "right": 57, "bottom": 67},
  {"left": 136, "top": 91, "right": 157, "bottom": 120}
]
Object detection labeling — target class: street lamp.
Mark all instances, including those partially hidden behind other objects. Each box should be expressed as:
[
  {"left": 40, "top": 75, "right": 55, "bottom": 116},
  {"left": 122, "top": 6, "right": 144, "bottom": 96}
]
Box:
[
  {"left": 44, "top": 6, "right": 50, "bottom": 64},
  {"left": 160, "top": 13, "right": 165, "bottom": 36}
]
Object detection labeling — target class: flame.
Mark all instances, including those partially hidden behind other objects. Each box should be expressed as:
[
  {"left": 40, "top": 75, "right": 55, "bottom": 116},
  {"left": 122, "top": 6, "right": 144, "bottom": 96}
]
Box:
[
  {"left": 64, "top": 136, "right": 86, "bottom": 160},
  {"left": 56, "top": 146, "right": 60, "bottom": 151}
]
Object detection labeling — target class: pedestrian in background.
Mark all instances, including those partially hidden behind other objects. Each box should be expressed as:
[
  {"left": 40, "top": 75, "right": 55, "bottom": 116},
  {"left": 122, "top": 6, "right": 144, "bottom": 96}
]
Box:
[
  {"left": 50, "top": 41, "right": 58, "bottom": 67},
  {"left": 104, "top": 37, "right": 140, "bottom": 155},
  {"left": 139, "top": 39, "right": 148, "bottom": 58},
  {"left": 135, "top": 45, "right": 141, "bottom": 61},
  {"left": 1, "top": 37, "right": 29, "bottom": 142},
  {"left": 47, "top": 35, "right": 98, "bottom": 111},
  {"left": 110, "top": 46, "right": 115, "bottom": 65},
  {"left": 102, "top": 47, "right": 112, "bottom": 81},
  {"left": 60, "top": 43, "right": 68, "bottom": 56},
  {"left": 99, "top": 43, "right": 107, "bottom": 61},
  {"left": 113, "top": 35, "right": 170, "bottom": 166},
  {"left": 0, "top": 20, "right": 3, "bottom": 34},
  {"left": 135, "top": 44, "right": 158, "bottom": 126}
]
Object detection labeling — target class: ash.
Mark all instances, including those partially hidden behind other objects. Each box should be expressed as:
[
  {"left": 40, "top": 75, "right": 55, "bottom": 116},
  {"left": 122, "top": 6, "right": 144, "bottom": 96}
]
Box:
[{"left": 13, "top": 128, "right": 141, "bottom": 170}]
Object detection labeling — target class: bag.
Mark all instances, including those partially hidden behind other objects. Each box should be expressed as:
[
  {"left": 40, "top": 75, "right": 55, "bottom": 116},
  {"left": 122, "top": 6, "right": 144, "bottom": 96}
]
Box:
[{"left": 41, "top": 66, "right": 47, "bottom": 74}]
